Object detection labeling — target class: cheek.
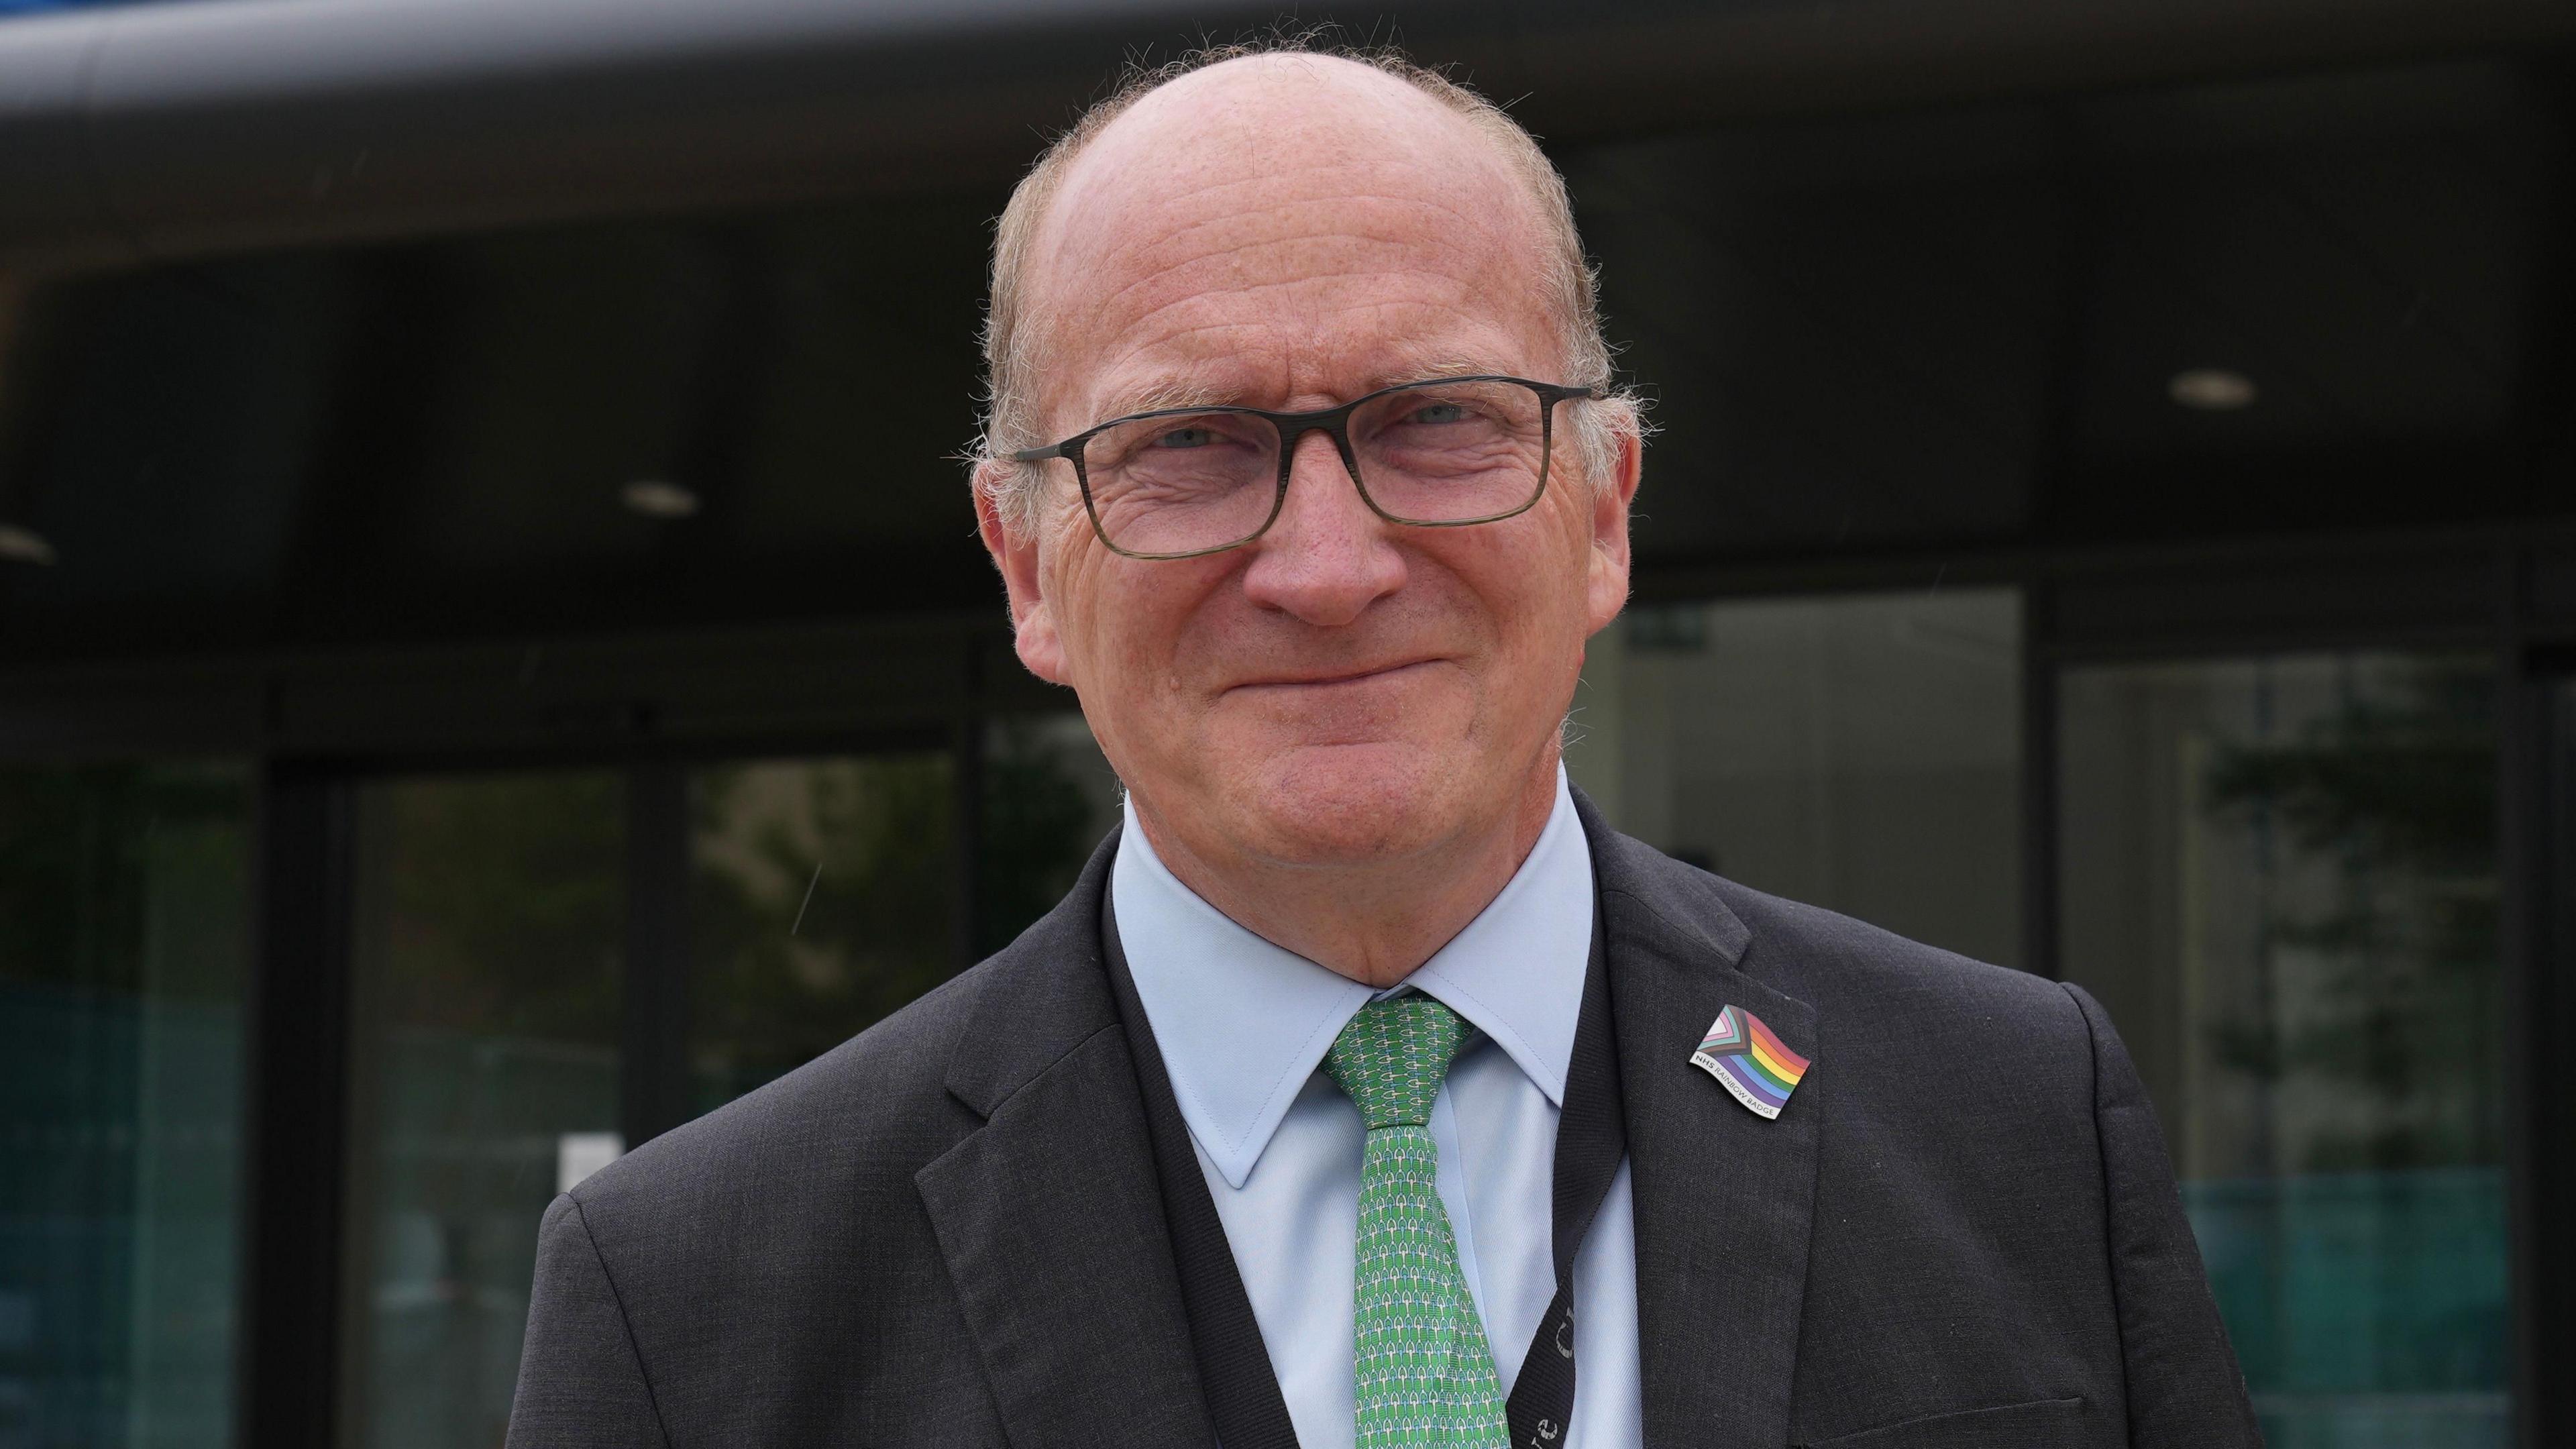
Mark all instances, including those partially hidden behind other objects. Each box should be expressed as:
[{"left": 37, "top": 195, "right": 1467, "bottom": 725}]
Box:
[
  {"left": 1463, "top": 504, "right": 1597, "bottom": 647},
  {"left": 1048, "top": 547, "right": 1230, "bottom": 698},
  {"left": 1037, "top": 527, "right": 1129, "bottom": 694},
  {"left": 1487, "top": 531, "right": 1599, "bottom": 731},
  {"left": 1403, "top": 527, "right": 1592, "bottom": 735}
]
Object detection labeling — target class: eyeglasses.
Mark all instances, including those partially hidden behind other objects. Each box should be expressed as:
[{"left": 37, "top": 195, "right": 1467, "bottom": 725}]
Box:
[{"left": 1008, "top": 374, "right": 1600, "bottom": 560}]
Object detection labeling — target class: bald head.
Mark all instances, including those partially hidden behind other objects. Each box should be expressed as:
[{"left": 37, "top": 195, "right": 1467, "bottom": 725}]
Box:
[
  {"left": 1029, "top": 56, "right": 1557, "bottom": 402},
  {"left": 975, "top": 44, "right": 1629, "bottom": 529},
  {"left": 965, "top": 44, "right": 1647, "bottom": 971}
]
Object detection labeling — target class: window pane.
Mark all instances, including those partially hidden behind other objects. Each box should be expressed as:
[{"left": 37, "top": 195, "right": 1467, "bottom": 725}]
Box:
[
  {"left": 975, "top": 716, "right": 1125, "bottom": 959},
  {"left": 0, "top": 763, "right": 250, "bottom": 1449},
  {"left": 1570, "top": 590, "right": 2023, "bottom": 967},
  {"left": 688, "top": 754, "right": 959, "bottom": 1113},
  {"left": 2059, "top": 654, "right": 2506, "bottom": 1447},
  {"left": 342, "top": 773, "right": 624, "bottom": 1449}
]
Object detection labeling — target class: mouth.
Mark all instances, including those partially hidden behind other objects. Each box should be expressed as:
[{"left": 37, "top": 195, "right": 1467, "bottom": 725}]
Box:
[{"left": 1227, "top": 658, "right": 1444, "bottom": 693}]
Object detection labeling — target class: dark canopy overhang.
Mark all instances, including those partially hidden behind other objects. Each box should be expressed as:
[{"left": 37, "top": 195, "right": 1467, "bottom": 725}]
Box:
[{"left": 2, "top": 0, "right": 2571, "bottom": 270}]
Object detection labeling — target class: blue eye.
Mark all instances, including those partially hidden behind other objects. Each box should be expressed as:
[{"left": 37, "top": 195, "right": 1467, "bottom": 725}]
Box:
[
  {"left": 1408, "top": 403, "right": 1471, "bottom": 425},
  {"left": 1155, "top": 427, "right": 1218, "bottom": 449}
]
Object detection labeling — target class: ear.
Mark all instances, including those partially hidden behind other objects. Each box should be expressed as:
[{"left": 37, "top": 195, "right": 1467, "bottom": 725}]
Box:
[
  {"left": 974, "top": 463, "right": 1072, "bottom": 686},
  {"left": 1583, "top": 423, "right": 1642, "bottom": 635}
]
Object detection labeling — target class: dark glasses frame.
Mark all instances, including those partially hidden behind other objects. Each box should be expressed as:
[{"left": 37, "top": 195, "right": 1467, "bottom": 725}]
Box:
[{"left": 1006, "top": 374, "right": 1601, "bottom": 560}]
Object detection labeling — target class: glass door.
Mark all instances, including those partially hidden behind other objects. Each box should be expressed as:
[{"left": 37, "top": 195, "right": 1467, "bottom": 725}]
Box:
[
  {"left": 0, "top": 762, "right": 254, "bottom": 1449},
  {"left": 338, "top": 771, "right": 626, "bottom": 1449},
  {"left": 2537, "top": 667, "right": 2576, "bottom": 1449},
  {"left": 684, "top": 752, "right": 959, "bottom": 1112},
  {"left": 680, "top": 728, "right": 1120, "bottom": 1109},
  {"left": 1571, "top": 590, "right": 2024, "bottom": 967},
  {"left": 328, "top": 729, "right": 1127, "bottom": 1448},
  {"left": 2058, "top": 652, "right": 2510, "bottom": 1448}
]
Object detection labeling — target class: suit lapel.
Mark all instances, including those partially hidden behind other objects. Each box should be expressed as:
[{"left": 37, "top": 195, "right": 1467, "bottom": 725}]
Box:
[
  {"left": 914, "top": 830, "right": 1216, "bottom": 1449},
  {"left": 1576, "top": 791, "right": 1821, "bottom": 1449},
  {"left": 919, "top": 794, "right": 1823, "bottom": 1449}
]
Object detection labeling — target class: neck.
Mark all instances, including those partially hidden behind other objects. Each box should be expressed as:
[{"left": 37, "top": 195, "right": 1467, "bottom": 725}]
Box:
[{"left": 1130, "top": 759, "right": 1562, "bottom": 989}]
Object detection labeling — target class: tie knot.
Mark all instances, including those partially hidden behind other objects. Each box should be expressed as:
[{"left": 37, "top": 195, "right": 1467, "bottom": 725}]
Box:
[{"left": 1325, "top": 997, "right": 1472, "bottom": 1130}]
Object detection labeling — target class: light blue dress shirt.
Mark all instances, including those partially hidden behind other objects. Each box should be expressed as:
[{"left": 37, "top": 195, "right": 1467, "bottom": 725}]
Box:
[{"left": 1113, "top": 767, "right": 1644, "bottom": 1449}]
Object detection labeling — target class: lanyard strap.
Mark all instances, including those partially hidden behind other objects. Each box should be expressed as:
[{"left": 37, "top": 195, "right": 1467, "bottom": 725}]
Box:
[
  {"left": 1103, "top": 879, "right": 1624, "bottom": 1449},
  {"left": 1503, "top": 892, "right": 1625, "bottom": 1448}
]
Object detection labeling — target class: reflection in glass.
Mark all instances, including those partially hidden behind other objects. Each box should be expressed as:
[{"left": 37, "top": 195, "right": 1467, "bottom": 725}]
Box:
[
  {"left": 977, "top": 716, "right": 1124, "bottom": 958},
  {"left": 343, "top": 773, "right": 623, "bottom": 1449},
  {"left": 0, "top": 763, "right": 250, "bottom": 1449},
  {"left": 2060, "top": 654, "right": 2506, "bottom": 1448},
  {"left": 688, "top": 755, "right": 958, "bottom": 1112},
  {"left": 1569, "top": 590, "right": 2023, "bottom": 967}
]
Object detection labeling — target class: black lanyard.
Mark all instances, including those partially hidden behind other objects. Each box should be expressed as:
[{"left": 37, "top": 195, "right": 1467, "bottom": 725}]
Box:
[
  {"left": 1103, "top": 883, "right": 1626, "bottom": 1449},
  {"left": 1503, "top": 889, "right": 1625, "bottom": 1449}
]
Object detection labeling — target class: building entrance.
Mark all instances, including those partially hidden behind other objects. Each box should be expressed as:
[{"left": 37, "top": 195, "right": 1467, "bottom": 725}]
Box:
[{"left": 328, "top": 747, "right": 1001, "bottom": 1449}]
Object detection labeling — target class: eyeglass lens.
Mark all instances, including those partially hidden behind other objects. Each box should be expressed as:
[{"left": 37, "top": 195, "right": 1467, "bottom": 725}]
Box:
[{"left": 1078, "top": 379, "right": 1552, "bottom": 557}]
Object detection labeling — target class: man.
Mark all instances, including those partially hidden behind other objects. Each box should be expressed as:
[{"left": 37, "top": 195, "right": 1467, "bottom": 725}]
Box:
[{"left": 508, "top": 42, "right": 2259, "bottom": 1449}]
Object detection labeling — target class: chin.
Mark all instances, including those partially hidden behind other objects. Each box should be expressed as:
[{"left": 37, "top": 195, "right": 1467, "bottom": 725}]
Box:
[{"left": 1235, "top": 741, "right": 1467, "bottom": 867}]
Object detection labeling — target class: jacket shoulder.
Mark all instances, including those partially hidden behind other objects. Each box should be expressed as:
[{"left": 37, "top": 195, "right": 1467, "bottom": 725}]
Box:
[
  {"left": 1599, "top": 828, "right": 2086, "bottom": 1060},
  {"left": 569, "top": 957, "right": 992, "bottom": 1222},
  {"left": 1720, "top": 873, "right": 2072, "bottom": 1026},
  {"left": 566, "top": 825, "right": 1124, "bottom": 1244}
]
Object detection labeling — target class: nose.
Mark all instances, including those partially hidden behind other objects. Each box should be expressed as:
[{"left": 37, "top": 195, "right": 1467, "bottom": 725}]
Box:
[{"left": 1238, "top": 428, "right": 1407, "bottom": 627}]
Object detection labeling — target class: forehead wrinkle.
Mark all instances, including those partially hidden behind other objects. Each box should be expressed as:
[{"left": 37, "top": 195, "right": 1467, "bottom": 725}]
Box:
[
  {"left": 1033, "top": 154, "right": 1416, "bottom": 310},
  {"left": 1066, "top": 247, "right": 1504, "bottom": 386},
  {"left": 1119, "top": 260, "right": 1484, "bottom": 325},
  {"left": 1085, "top": 287, "right": 1513, "bottom": 402},
  {"left": 1067, "top": 177, "right": 1527, "bottom": 290},
  {"left": 1070, "top": 213, "right": 1498, "bottom": 341},
  {"left": 1101, "top": 186, "right": 1513, "bottom": 266},
  {"left": 1085, "top": 275, "right": 1531, "bottom": 371},
  {"left": 1050, "top": 270, "right": 1499, "bottom": 425}
]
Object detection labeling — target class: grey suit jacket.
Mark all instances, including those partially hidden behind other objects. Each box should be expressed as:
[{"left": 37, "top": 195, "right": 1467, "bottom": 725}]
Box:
[{"left": 506, "top": 794, "right": 2260, "bottom": 1448}]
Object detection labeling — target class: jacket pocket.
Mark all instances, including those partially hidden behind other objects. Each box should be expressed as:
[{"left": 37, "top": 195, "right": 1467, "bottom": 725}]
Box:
[{"left": 1797, "top": 1396, "right": 2088, "bottom": 1448}]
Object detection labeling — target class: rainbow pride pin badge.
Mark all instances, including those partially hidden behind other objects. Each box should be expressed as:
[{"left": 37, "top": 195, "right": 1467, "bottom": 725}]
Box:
[{"left": 1690, "top": 1005, "right": 1810, "bottom": 1120}]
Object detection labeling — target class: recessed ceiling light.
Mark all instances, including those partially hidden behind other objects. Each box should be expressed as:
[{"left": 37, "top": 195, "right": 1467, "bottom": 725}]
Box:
[
  {"left": 0, "top": 523, "right": 56, "bottom": 564},
  {"left": 620, "top": 480, "right": 700, "bottom": 519},
  {"left": 2168, "top": 368, "right": 2257, "bottom": 411}
]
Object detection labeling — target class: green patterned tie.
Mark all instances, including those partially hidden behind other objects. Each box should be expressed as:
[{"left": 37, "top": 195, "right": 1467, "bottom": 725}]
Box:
[{"left": 1324, "top": 997, "right": 1511, "bottom": 1449}]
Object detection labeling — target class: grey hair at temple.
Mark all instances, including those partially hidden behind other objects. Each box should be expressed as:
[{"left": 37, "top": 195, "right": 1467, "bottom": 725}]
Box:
[{"left": 969, "top": 38, "right": 1645, "bottom": 537}]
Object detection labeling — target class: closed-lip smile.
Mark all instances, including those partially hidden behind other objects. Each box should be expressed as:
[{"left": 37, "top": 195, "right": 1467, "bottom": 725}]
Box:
[{"left": 1230, "top": 658, "right": 1442, "bottom": 691}]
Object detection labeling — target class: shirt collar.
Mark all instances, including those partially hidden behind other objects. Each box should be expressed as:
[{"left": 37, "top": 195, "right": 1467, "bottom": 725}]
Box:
[{"left": 1113, "top": 767, "right": 1595, "bottom": 1189}]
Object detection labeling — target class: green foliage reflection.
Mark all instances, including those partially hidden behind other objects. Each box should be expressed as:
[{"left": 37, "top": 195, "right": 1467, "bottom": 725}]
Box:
[
  {"left": 688, "top": 755, "right": 957, "bottom": 1108},
  {"left": 2202, "top": 659, "right": 2500, "bottom": 1173}
]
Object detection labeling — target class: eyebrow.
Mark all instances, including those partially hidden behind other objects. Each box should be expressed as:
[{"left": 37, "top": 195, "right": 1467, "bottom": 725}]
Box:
[
  {"left": 1093, "top": 377, "right": 1239, "bottom": 420},
  {"left": 1083, "top": 355, "right": 1507, "bottom": 428}
]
